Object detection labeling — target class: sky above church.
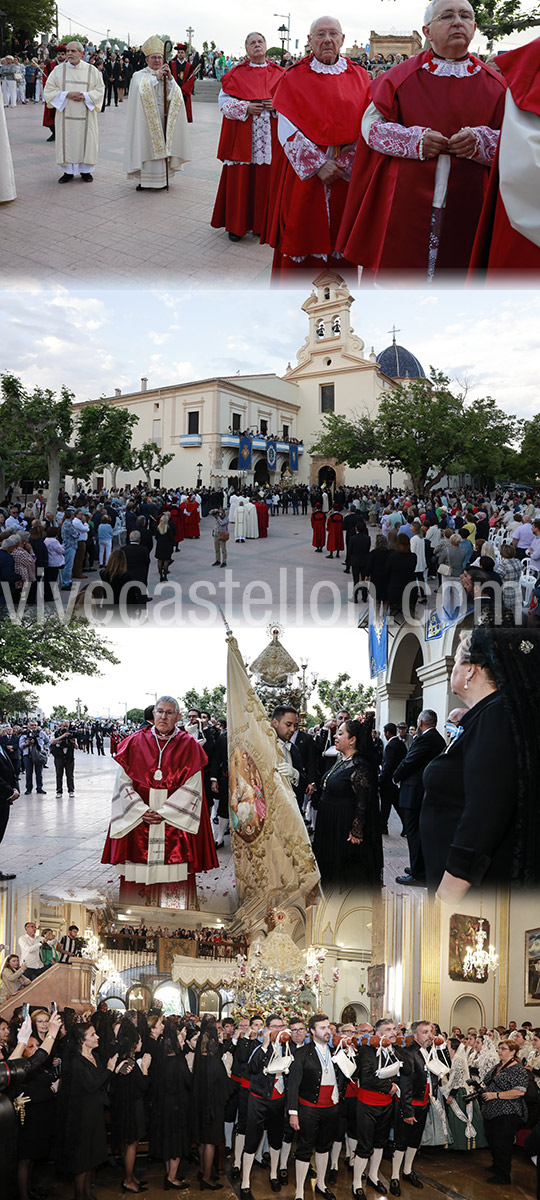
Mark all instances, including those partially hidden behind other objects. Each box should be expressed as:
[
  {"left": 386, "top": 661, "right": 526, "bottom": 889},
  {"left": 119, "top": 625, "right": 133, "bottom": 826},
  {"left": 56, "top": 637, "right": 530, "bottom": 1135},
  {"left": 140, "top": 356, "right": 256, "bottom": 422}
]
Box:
[
  {"left": 56, "top": 0, "right": 537, "bottom": 56},
  {"left": 2, "top": 283, "right": 540, "bottom": 420}
]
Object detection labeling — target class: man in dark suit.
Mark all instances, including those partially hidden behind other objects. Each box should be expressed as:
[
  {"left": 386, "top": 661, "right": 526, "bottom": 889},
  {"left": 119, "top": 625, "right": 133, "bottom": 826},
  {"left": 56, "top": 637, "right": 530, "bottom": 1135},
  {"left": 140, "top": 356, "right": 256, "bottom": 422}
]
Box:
[
  {"left": 271, "top": 707, "right": 306, "bottom": 811},
  {"left": 0, "top": 741, "right": 19, "bottom": 880},
  {"left": 288, "top": 1013, "right": 347, "bottom": 1200},
  {"left": 390, "top": 1020, "right": 434, "bottom": 1195},
  {"left": 124, "top": 530, "right": 151, "bottom": 596},
  {"left": 393, "top": 709, "right": 445, "bottom": 885},
  {"left": 291, "top": 717, "right": 318, "bottom": 820},
  {"left": 379, "top": 723, "right": 407, "bottom": 835}
]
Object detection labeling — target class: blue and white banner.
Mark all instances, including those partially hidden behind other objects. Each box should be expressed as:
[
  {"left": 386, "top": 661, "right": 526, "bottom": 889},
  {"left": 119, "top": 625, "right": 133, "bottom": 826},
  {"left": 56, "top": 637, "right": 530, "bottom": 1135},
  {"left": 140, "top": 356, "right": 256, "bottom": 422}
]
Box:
[
  {"left": 266, "top": 438, "right": 277, "bottom": 471},
  {"left": 239, "top": 435, "right": 252, "bottom": 470},
  {"left": 368, "top": 610, "right": 387, "bottom": 678},
  {"left": 289, "top": 443, "right": 298, "bottom": 471}
]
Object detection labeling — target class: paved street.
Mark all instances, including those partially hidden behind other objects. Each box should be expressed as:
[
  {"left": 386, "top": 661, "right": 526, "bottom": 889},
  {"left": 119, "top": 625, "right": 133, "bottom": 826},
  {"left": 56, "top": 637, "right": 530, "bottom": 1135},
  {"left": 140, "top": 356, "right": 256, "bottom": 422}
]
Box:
[
  {"left": 1, "top": 748, "right": 236, "bottom": 912},
  {"left": 2, "top": 82, "right": 272, "bottom": 285}
]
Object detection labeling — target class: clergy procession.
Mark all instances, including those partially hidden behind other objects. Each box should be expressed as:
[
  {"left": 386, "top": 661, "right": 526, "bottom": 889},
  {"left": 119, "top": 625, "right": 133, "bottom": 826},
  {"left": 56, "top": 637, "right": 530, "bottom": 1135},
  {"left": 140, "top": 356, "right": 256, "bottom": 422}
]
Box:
[{"left": 2, "top": 6, "right": 540, "bottom": 276}]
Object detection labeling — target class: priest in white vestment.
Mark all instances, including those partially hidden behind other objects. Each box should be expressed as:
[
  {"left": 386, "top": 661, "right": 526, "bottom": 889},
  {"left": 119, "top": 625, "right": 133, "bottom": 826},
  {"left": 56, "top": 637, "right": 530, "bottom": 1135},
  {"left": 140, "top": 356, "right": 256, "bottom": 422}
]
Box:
[
  {"left": 124, "top": 36, "right": 190, "bottom": 191},
  {"left": 234, "top": 499, "right": 247, "bottom": 542},
  {"left": 0, "top": 90, "right": 16, "bottom": 202},
  {"left": 44, "top": 41, "right": 104, "bottom": 181},
  {"left": 244, "top": 499, "right": 259, "bottom": 539}
]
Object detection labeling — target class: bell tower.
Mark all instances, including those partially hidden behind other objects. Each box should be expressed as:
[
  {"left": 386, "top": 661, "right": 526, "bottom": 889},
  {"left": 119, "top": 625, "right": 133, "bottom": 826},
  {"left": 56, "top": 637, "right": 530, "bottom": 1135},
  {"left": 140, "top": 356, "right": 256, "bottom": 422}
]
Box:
[{"left": 284, "top": 271, "right": 369, "bottom": 379}]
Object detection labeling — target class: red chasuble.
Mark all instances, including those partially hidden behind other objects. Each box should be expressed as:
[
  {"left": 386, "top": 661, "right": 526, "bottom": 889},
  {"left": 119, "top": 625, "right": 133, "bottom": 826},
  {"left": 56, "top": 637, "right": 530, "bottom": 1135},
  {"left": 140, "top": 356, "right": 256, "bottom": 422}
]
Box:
[
  {"left": 311, "top": 509, "right": 326, "bottom": 548},
  {"left": 211, "top": 59, "right": 283, "bottom": 238},
  {"left": 469, "top": 38, "right": 540, "bottom": 275},
  {"left": 101, "top": 726, "right": 218, "bottom": 876},
  {"left": 337, "top": 50, "right": 506, "bottom": 275},
  {"left": 170, "top": 58, "right": 195, "bottom": 122},
  {"left": 254, "top": 500, "right": 269, "bottom": 538},
  {"left": 263, "top": 55, "right": 371, "bottom": 261},
  {"left": 180, "top": 500, "right": 200, "bottom": 538},
  {"left": 326, "top": 511, "right": 344, "bottom": 552}
]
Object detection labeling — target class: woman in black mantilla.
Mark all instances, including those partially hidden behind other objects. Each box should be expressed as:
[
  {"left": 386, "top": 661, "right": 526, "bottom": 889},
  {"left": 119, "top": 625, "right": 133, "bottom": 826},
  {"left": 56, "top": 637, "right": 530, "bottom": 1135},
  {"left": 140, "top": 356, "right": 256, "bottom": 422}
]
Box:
[
  {"left": 191, "top": 1014, "right": 234, "bottom": 1190},
  {"left": 312, "top": 714, "right": 382, "bottom": 888},
  {"left": 57, "top": 1022, "right": 118, "bottom": 1200},
  {"left": 148, "top": 1016, "right": 192, "bottom": 1190},
  {"left": 110, "top": 1019, "right": 151, "bottom": 1193},
  {"left": 420, "top": 627, "right": 540, "bottom": 902}
]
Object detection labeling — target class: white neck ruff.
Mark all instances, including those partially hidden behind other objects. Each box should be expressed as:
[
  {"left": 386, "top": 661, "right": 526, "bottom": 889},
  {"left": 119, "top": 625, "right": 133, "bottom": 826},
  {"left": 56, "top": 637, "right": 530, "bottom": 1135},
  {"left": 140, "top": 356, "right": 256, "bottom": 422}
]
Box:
[{"left": 310, "top": 54, "right": 347, "bottom": 74}]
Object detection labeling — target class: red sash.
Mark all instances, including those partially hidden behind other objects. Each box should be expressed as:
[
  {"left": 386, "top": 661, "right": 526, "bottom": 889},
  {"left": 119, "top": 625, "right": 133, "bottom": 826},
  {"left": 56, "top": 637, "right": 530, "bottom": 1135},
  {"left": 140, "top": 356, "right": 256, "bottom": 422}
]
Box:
[
  {"left": 412, "top": 1080, "right": 430, "bottom": 1107},
  {"left": 358, "top": 1087, "right": 393, "bottom": 1108},
  {"left": 299, "top": 1084, "right": 336, "bottom": 1108}
]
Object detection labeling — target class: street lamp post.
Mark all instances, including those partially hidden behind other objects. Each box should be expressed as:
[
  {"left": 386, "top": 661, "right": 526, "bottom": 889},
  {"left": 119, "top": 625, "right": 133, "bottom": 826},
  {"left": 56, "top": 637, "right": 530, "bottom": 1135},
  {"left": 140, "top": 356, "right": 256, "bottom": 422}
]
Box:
[
  {"left": 273, "top": 11, "right": 291, "bottom": 53},
  {"left": 196, "top": 461, "right": 203, "bottom": 488},
  {"left": 387, "top": 457, "right": 396, "bottom": 492},
  {"left": 278, "top": 23, "right": 288, "bottom": 61}
]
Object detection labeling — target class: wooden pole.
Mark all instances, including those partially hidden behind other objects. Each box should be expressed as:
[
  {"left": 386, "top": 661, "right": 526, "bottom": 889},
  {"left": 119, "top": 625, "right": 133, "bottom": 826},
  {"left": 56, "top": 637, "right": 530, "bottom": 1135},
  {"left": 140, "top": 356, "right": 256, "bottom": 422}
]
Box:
[{"left": 163, "top": 39, "right": 172, "bottom": 191}]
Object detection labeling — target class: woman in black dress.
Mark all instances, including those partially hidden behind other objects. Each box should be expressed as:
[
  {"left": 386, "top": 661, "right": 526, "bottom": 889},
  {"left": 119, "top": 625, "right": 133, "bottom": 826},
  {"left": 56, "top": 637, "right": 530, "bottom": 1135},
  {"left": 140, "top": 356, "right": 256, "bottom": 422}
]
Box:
[
  {"left": 110, "top": 1020, "right": 151, "bottom": 1193},
  {"left": 149, "top": 1017, "right": 192, "bottom": 1189},
  {"left": 480, "top": 1039, "right": 529, "bottom": 1185},
  {"left": 312, "top": 714, "right": 382, "bottom": 888},
  {"left": 16, "top": 1028, "right": 60, "bottom": 1200},
  {"left": 191, "top": 1015, "right": 233, "bottom": 1190},
  {"left": 155, "top": 514, "right": 175, "bottom": 581},
  {"left": 58, "top": 1022, "right": 118, "bottom": 1200},
  {"left": 385, "top": 532, "right": 417, "bottom": 615},
  {"left": 420, "top": 627, "right": 540, "bottom": 901}
]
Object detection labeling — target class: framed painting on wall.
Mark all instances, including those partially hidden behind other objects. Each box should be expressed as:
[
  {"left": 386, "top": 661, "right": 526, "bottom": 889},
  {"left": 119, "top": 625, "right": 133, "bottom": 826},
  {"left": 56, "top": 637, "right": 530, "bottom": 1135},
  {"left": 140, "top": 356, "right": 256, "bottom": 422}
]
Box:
[{"left": 525, "top": 928, "right": 540, "bottom": 1005}]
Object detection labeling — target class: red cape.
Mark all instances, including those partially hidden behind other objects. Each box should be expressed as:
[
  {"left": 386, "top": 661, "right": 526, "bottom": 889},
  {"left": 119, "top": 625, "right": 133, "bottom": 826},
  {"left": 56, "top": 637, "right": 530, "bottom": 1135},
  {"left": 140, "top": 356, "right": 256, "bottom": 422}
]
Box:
[
  {"left": 254, "top": 500, "right": 269, "bottom": 537},
  {"left": 102, "top": 726, "right": 218, "bottom": 875},
  {"left": 311, "top": 509, "right": 326, "bottom": 548},
  {"left": 217, "top": 60, "right": 283, "bottom": 162},
  {"left": 326, "top": 511, "right": 344, "bottom": 552},
  {"left": 165, "top": 503, "right": 185, "bottom": 542},
  {"left": 42, "top": 59, "right": 57, "bottom": 127},
  {"left": 337, "top": 49, "right": 506, "bottom": 274},
  {"left": 180, "top": 500, "right": 200, "bottom": 537},
  {"left": 468, "top": 38, "right": 540, "bottom": 275},
  {"left": 263, "top": 55, "right": 370, "bottom": 259}
]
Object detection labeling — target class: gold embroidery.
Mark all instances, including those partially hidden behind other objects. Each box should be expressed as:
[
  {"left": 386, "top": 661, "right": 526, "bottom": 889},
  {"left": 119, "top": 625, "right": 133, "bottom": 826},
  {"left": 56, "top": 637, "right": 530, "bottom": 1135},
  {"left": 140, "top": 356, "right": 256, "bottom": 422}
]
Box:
[{"left": 140, "top": 71, "right": 183, "bottom": 158}]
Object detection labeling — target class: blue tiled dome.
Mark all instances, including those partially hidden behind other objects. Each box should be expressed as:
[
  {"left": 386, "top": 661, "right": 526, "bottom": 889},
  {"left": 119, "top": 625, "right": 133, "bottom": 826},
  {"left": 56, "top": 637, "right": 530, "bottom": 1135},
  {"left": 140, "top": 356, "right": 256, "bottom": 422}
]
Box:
[{"left": 376, "top": 342, "right": 426, "bottom": 379}]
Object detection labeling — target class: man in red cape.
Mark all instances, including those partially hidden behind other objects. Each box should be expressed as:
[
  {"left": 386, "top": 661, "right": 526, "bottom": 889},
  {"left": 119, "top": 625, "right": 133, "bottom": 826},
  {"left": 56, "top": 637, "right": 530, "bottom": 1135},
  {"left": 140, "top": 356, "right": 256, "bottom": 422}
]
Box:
[
  {"left": 180, "top": 494, "right": 200, "bottom": 538},
  {"left": 102, "top": 696, "right": 218, "bottom": 905},
  {"left": 211, "top": 32, "right": 283, "bottom": 241},
  {"left": 326, "top": 505, "right": 344, "bottom": 558},
  {"left": 170, "top": 44, "right": 195, "bottom": 122},
  {"left": 311, "top": 503, "right": 326, "bottom": 551},
  {"left": 254, "top": 498, "right": 269, "bottom": 537},
  {"left": 337, "top": 0, "right": 506, "bottom": 281},
  {"left": 165, "top": 499, "right": 185, "bottom": 550},
  {"left": 469, "top": 37, "right": 540, "bottom": 276},
  {"left": 42, "top": 45, "right": 67, "bottom": 140},
  {"left": 261, "top": 16, "right": 370, "bottom": 279}
]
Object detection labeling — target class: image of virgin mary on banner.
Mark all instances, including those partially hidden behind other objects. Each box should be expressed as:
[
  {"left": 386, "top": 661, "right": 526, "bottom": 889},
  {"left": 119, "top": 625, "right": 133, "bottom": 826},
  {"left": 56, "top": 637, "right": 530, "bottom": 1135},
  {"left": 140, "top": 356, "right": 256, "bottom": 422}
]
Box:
[
  {"left": 226, "top": 631, "right": 320, "bottom": 917},
  {"left": 266, "top": 438, "right": 277, "bottom": 472},
  {"left": 289, "top": 443, "right": 299, "bottom": 471},
  {"left": 239, "top": 435, "right": 252, "bottom": 470}
]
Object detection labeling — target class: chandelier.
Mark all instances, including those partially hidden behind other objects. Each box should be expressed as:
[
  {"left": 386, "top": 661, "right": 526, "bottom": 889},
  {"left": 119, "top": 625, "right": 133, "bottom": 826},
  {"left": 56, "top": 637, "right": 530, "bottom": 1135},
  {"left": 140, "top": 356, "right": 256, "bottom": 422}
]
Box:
[
  {"left": 84, "top": 927, "right": 122, "bottom": 985},
  {"left": 462, "top": 919, "right": 499, "bottom": 980}
]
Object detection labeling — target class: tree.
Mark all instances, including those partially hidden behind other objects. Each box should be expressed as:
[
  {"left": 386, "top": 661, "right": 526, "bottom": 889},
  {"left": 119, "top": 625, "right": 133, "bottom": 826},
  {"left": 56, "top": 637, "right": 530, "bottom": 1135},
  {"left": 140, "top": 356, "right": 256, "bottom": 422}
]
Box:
[
  {"left": 460, "top": 396, "right": 519, "bottom": 487},
  {"left": 0, "top": 680, "right": 38, "bottom": 715},
  {"left": 73, "top": 403, "right": 139, "bottom": 488},
  {"left": 133, "top": 441, "right": 174, "bottom": 487},
  {"left": 181, "top": 685, "right": 227, "bottom": 715},
  {"left": 475, "top": 0, "right": 540, "bottom": 48},
  {"left": 126, "top": 707, "right": 144, "bottom": 724},
  {"left": 0, "top": 377, "right": 26, "bottom": 502},
  {"left": 50, "top": 704, "right": 69, "bottom": 721},
  {"left": 517, "top": 414, "right": 540, "bottom": 484},
  {"left": 313, "top": 674, "right": 376, "bottom": 724},
  {"left": 0, "top": 616, "right": 118, "bottom": 686},
  {"left": 309, "top": 411, "right": 379, "bottom": 471},
  {"left": 4, "top": 0, "right": 55, "bottom": 47},
  {"left": 0, "top": 374, "right": 75, "bottom": 508}
]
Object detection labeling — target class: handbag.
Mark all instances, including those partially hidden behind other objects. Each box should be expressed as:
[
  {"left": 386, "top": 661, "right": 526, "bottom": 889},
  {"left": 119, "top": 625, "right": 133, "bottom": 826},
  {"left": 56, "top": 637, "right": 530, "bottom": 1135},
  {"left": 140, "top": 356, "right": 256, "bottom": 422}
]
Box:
[
  {"left": 30, "top": 743, "right": 47, "bottom": 767},
  {"left": 219, "top": 531, "right": 229, "bottom": 542}
]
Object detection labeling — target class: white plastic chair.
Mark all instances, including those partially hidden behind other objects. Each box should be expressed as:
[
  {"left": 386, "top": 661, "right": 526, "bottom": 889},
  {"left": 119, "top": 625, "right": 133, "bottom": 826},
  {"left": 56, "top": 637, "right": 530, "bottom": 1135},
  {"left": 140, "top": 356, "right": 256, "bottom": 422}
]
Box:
[{"left": 521, "top": 573, "right": 537, "bottom": 613}]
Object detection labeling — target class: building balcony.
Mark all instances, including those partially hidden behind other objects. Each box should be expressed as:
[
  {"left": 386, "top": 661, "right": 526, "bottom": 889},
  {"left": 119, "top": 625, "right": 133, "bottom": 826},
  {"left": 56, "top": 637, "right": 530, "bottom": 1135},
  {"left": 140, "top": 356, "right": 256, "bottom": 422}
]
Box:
[{"left": 220, "top": 434, "right": 303, "bottom": 454}]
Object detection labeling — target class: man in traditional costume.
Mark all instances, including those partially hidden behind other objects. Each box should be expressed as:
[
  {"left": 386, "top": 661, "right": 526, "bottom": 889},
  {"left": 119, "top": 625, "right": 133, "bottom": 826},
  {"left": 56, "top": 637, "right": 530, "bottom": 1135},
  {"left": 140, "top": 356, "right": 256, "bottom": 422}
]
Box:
[
  {"left": 124, "top": 36, "right": 190, "bottom": 191},
  {"left": 326, "top": 505, "right": 344, "bottom": 559},
  {"left": 469, "top": 37, "right": 540, "bottom": 275},
  {"left": 42, "top": 47, "right": 67, "bottom": 141},
  {"left": 170, "top": 43, "right": 195, "bottom": 122},
  {"left": 210, "top": 31, "right": 283, "bottom": 242},
  {"left": 311, "top": 503, "right": 327, "bottom": 552},
  {"left": 44, "top": 42, "right": 104, "bottom": 182},
  {"left": 262, "top": 16, "right": 370, "bottom": 280},
  {"left": 254, "top": 498, "right": 269, "bottom": 537},
  {"left": 101, "top": 695, "right": 218, "bottom": 905},
  {"left": 180, "top": 493, "right": 200, "bottom": 538},
  {"left": 337, "top": 0, "right": 506, "bottom": 280}
]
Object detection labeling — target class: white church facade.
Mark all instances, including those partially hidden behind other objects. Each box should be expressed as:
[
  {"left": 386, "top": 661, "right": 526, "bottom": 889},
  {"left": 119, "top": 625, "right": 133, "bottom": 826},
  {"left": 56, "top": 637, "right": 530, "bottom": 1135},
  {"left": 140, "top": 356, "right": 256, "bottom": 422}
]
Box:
[{"left": 74, "top": 273, "right": 425, "bottom": 493}]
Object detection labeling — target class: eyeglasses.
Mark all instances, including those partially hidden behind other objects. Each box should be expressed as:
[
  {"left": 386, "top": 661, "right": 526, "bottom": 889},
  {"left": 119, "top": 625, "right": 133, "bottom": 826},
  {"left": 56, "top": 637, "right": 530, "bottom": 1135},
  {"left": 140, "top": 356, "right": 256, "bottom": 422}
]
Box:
[{"left": 433, "top": 10, "right": 475, "bottom": 21}]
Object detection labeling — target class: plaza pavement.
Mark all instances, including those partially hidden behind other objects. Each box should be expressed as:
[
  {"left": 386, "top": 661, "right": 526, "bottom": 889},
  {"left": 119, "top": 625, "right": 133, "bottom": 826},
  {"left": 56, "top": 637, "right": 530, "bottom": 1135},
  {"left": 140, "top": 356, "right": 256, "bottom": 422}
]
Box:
[{"left": 1, "top": 81, "right": 273, "bottom": 285}]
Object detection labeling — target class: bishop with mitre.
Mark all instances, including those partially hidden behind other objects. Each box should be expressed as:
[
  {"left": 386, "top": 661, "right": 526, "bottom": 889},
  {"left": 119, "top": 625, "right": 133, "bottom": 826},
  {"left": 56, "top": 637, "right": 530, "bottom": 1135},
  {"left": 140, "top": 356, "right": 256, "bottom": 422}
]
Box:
[{"left": 124, "top": 36, "right": 191, "bottom": 191}]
